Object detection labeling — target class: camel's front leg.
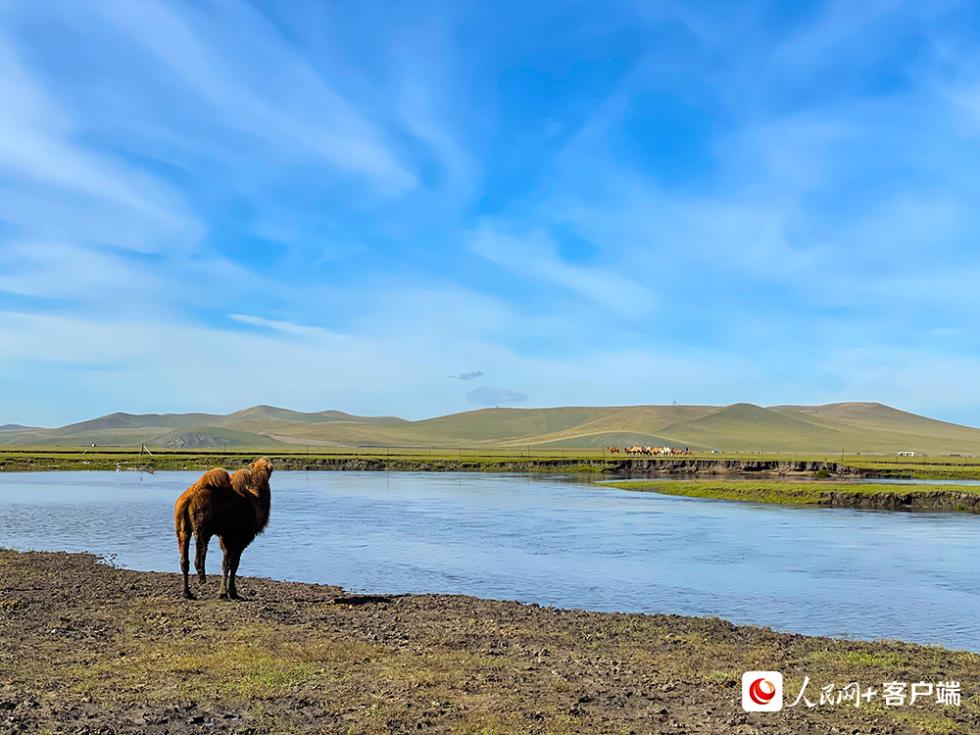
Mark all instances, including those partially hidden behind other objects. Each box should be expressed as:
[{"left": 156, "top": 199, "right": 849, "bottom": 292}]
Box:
[
  {"left": 227, "top": 548, "right": 244, "bottom": 600},
  {"left": 218, "top": 538, "right": 231, "bottom": 599}
]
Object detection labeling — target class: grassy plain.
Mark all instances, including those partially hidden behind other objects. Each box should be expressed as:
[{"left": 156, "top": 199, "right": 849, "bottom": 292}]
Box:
[
  {"left": 6, "top": 446, "right": 980, "bottom": 478},
  {"left": 0, "top": 447, "right": 639, "bottom": 473}
]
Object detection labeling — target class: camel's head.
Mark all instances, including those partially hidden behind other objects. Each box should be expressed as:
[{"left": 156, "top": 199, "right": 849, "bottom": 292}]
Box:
[{"left": 251, "top": 457, "right": 273, "bottom": 482}]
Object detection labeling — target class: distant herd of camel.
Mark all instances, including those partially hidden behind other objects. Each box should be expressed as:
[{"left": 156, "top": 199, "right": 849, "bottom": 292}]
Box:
[{"left": 607, "top": 445, "right": 691, "bottom": 456}]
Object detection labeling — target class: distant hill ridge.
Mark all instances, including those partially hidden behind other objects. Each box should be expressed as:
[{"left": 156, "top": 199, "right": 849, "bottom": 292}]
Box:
[{"left": 2, "top": 402, "right": 978, "bottom": 453}]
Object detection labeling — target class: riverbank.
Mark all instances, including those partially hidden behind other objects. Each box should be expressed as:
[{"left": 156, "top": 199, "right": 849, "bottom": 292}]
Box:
[
  {"left": 0, "top": 550, "right": 976, "bottom": 734},
  {"left": 602, "top": 479, "right": 980, "bottom": 512},
  {"left": 8, "top": 447, "right": 980, "bottom": 479}
]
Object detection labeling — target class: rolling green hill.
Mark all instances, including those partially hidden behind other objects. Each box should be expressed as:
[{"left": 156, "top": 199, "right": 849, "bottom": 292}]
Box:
[{"left": 2, "top": 402, "right": 979, "bottom": 454}]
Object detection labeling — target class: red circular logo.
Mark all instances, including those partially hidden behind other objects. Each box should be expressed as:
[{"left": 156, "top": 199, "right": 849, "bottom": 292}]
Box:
[{"left": 748, "top": 677, "right": 776, "bottom": 705}]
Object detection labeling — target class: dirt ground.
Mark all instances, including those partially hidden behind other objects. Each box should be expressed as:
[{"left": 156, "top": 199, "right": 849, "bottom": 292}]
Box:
[{"left": 0, "top": 550, "right": 976, "bottom": 734}]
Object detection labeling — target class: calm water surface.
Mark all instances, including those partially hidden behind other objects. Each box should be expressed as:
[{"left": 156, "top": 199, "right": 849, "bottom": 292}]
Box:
[{"left": 0, "top": 471, "right": 977, "bottom": 650}]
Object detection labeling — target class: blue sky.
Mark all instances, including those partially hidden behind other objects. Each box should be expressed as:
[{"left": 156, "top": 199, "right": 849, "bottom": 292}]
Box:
[{"left": 3, "top": 0, "right": 980, "bottom": 426}]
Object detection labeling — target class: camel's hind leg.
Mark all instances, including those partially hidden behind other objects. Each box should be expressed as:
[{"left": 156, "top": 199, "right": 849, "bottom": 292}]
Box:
[
  {"left": 178, "top": 532, "right": 194, "bottom": 600},
  {"left": 194, "top": 531, "right": 211, "bottom": 584},
  {"left": 219, "top": 538, "right": 230, "bottom": 599}
]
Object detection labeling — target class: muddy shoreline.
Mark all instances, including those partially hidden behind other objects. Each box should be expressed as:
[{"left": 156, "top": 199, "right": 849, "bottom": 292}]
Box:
[{"left": 0, "top": 550, "right": 976, "bottom": 734}]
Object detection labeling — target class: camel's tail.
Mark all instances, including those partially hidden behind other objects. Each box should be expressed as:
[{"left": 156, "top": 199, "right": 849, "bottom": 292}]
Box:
[{"left": 174, "top": 495, "right": 191, "bottom": 540}]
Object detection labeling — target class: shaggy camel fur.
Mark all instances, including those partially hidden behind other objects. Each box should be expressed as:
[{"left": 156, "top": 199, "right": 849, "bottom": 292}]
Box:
[{"left": 173, "top": 457, "right": 272, "bottom": 599}]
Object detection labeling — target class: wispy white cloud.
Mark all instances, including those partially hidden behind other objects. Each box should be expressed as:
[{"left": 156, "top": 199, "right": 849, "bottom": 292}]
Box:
[
  {"left": 469, "top": 225, "right": 654, "bottom": 317},
  {"left": 0, "top": 241, "right": 166, "bottom": 305},
  {"left": 89, "top": 0, "right": 418, "bottom": 195},
  {"left": 229, "top": 314, "right": 347, "bottom": 341},
  {"left": 0, "top": 36, "right": 202, "bottom": 253}
]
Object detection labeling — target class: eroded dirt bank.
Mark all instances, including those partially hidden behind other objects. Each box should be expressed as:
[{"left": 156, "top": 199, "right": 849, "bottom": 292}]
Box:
[
  {"left": 283, "top": 457, "right": 862, "bottom": 476},
  {"left": 0, "top": 550, "right": 976, "bottom": 734},
  {"left": 822, "top": 489, "right": 980, "bottom": 512},
  {"left": 605, "top": 480, "right": 980, "bottom": 513}
]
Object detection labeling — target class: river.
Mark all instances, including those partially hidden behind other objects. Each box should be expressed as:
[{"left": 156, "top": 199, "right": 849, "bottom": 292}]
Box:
[{"left": 0, "top": 470, "right": 977, "bottom": 650}]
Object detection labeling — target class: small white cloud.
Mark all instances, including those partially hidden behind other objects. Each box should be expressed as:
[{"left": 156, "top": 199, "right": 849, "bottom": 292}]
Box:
[
  {"left": 449, "top": 370, "right": 484, "bottom": 380},
  {"left": 467, "top": 386, "right": 528, "bottom": 405}
]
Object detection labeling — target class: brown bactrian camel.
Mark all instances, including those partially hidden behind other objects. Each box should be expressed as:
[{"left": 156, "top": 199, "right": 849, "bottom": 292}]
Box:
[{"left": 173, "top": 457, "right": 273, "bottom": 600}]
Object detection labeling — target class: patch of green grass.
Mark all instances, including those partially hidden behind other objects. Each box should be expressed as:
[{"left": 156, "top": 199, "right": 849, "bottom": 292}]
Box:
[
  {"left": 893, "top": 712, "right": 963, "bottom": 734},
  {"left": 64, "top": 639, "right": 321, "bottom": 701},
  {"left": 600, "top": 479, "right": 980, "bottom": 511},
  {"left": 703, "top": 669, "right": 737, "bottom": 683}
]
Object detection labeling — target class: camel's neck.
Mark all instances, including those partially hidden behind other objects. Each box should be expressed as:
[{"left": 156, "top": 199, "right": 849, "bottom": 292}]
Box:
[
  {"left": 253, "top": 482, "right": 271, "bottom": 532},
  {"left": 235, "top": 467, "right": 272, "bottom": 533}
]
